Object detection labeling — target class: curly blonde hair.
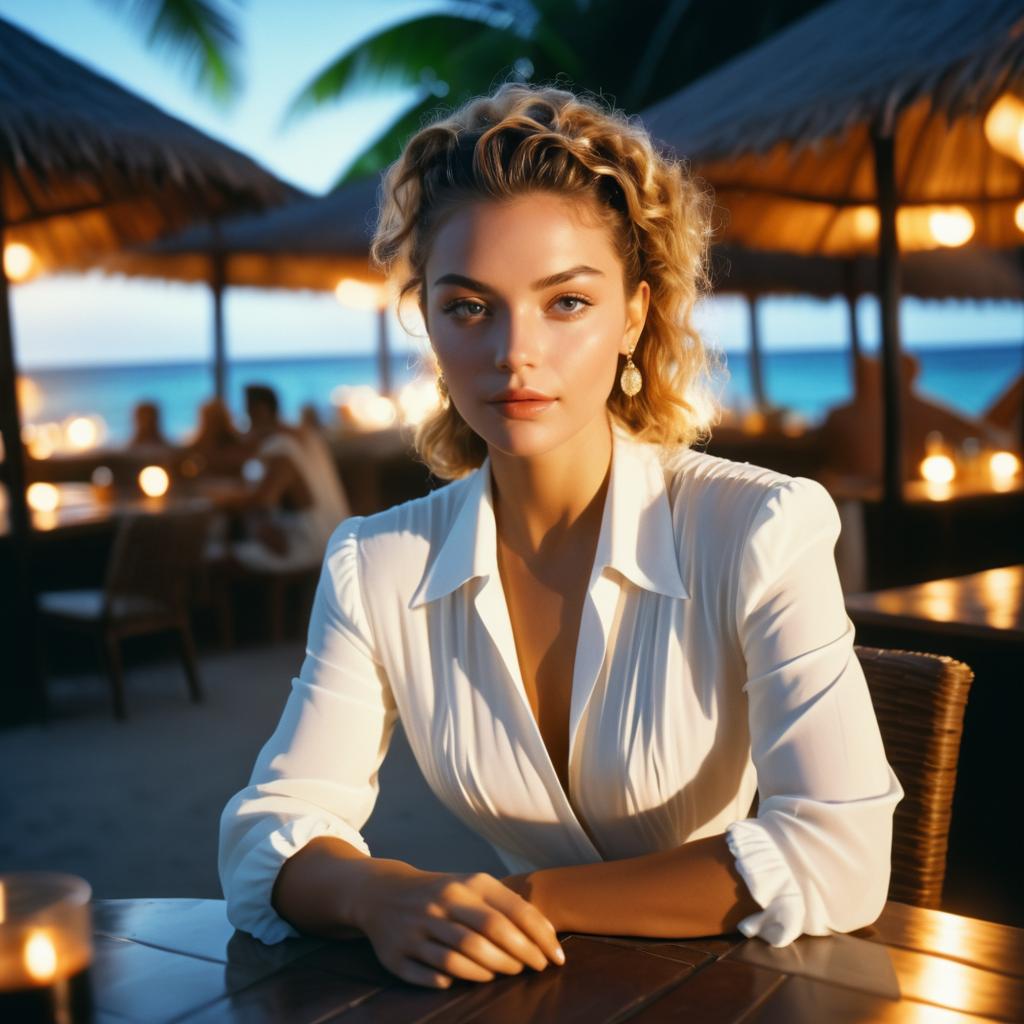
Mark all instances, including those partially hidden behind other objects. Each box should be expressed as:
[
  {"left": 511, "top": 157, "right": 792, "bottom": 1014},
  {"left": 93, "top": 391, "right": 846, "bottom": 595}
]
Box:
[{"left": 370, "top": 80, "right": 724, "bottom": 479}]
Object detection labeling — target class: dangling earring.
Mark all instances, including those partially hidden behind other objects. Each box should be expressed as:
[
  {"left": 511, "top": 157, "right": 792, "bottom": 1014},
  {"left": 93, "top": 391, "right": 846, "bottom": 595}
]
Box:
[{"left": 620, "top": 344, "right": 642, "bottom": 397}]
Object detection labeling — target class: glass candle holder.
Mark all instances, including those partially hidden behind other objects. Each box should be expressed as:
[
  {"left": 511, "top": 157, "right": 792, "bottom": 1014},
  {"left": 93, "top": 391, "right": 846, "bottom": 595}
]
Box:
[{"left": 0, "top": 873, "right": 93, "bottom": 1023}]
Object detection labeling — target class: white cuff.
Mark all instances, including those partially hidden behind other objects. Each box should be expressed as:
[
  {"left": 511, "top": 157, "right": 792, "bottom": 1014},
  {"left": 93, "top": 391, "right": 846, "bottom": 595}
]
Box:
[
  {"left": 222, "top": 815, "right": 370, "bottom": 945},
  {"left": 725, "top": 818, "right": 806, "bottom": 947}
]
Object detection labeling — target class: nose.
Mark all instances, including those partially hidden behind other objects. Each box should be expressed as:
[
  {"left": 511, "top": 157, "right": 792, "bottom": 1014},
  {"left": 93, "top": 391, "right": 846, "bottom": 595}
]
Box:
[{"left": 493, "top": 307, "right": 541, "bottom": 373}]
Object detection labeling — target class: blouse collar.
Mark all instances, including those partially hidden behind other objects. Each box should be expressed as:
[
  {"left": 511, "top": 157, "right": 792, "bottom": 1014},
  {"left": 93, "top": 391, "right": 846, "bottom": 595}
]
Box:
[{"left": 410, "top": 423, "right": 689, "bottom": 608}]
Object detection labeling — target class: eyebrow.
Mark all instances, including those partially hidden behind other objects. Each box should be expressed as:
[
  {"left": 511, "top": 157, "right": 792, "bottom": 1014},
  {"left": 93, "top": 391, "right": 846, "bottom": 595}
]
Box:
[{"left": 431, "top": 265, "right": 605, "bottom": 292}]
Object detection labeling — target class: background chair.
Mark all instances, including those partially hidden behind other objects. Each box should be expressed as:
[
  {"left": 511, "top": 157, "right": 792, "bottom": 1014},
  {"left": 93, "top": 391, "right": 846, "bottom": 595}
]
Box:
[
  {"left": 854, "top": 644, "right": 974, "bottom": 909},
  {"left": 37, "top": 503, "right": 213, "bottom": 720}
]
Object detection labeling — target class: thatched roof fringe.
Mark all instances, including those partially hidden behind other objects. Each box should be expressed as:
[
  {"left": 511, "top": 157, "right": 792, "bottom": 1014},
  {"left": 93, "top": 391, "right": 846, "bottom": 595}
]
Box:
[{"left": 642, "top": 0, "right": 1024, "bottom": 162}]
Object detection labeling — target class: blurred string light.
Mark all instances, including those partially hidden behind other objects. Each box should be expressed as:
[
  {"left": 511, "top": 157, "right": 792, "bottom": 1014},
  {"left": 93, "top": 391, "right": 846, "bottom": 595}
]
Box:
[
  {"left": 984, "top": 92, "right": 1024, "bottom": 165},
  {"left": 334, "top": 277, "right": 387, "bottom": 310},
  {"left": 331, "top": 384, "right": 398, "bottom": 430},
  {"left": 989, "top": 450, "right": 1021, "bottom": 481},
  {"left": 26, "top": 482, "right": 60, "bottom": 512},
  {"left": 64, "top": 415, "right": 104, "bottom": 451},
  {"left": 3, "top": 242, "right": 37, "bottom": 282},
  {"left": 848, "top": 204, "right": 975, "bottom": 249},
  {"left": 137, "top": 465, "right": 170, "bottom": 497}
]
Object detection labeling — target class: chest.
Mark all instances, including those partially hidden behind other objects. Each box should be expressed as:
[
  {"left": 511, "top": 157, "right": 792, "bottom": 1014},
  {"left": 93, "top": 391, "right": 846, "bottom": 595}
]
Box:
[{"left": 497, "top": 547, "right": 591, "bottom": 796}]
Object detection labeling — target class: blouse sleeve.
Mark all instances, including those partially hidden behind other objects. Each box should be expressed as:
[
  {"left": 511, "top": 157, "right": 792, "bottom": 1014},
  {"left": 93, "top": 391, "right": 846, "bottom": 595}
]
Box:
[
  {"left": 724, "top": 476, "right": 905, "bottom": 947},
  {"left": 217, "top": 515, "right": 399, "bottom": 944}
]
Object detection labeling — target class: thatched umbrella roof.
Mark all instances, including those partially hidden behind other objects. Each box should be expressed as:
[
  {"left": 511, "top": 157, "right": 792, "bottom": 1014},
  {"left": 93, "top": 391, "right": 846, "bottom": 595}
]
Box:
[
  {"left": 710, "top": 245, "right": 1024, "bottom": 299},
  {"left": 0, "top": 16, "right": 298, "bottom": 724},
  {"left": 99, "top": 174, "right": 396, "bottom": 396},
  {"left": 0, "top": 16, "right": 299, "bottom": 268},
  {"left": 640, "top": 0, "right": 1024, "bottom": 515},
  {"left": 101, "top": 172, "right": 381, "bottom": 290},
  {"left": 642, "top": 0, "right": 1024, "bottom": 255}
]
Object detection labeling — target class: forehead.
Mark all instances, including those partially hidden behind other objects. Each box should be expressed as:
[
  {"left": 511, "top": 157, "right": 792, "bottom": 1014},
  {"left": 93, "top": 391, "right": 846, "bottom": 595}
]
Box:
[{"left": 426, "top": 191, "right": 617, "bottom": 272}]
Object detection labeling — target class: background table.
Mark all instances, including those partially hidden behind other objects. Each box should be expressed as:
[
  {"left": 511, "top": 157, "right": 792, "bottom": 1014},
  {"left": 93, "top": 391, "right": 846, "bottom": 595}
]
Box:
[
  {"left": 845, "top": 566, "right": 1024, "bottom": 930},
  {"left": 84, "top": 897, "right": 1023, "bottom": 1022}
]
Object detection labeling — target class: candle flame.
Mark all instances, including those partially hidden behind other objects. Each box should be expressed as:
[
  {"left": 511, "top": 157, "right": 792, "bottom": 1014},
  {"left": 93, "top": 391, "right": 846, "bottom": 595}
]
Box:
[{"left": 24, "top": 930, "right": 58, "bottom": 983}]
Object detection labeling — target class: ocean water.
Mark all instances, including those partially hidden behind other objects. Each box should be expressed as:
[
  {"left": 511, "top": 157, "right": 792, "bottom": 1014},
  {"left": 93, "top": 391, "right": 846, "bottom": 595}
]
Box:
[{"left": 17, "top": 343, "right": 1024, "bottom": 446}]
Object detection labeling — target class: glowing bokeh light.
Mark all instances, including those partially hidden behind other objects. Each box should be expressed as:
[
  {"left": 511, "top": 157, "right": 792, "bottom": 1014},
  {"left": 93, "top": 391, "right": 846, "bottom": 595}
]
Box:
[{"left": 138, "top": 465, "right": 170, "bottom": 497}]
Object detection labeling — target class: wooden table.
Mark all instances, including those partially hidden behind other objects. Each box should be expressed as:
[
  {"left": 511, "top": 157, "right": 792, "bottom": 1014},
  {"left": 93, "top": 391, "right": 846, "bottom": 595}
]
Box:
[
  {"left": 80, "top": 898, "right": 1023, "bottom": 1022},
  {"left": 845, "top": 564, "right": 1024, "bottom": 645},
  {"left": 845, "top": 567, "right": 1024, "bottom": 931}
]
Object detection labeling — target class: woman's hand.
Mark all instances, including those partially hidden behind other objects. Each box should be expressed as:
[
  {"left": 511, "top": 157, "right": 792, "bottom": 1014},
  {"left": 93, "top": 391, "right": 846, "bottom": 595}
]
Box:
[{"left": 352, "top": 862, "right": 565, "bottom": 989}]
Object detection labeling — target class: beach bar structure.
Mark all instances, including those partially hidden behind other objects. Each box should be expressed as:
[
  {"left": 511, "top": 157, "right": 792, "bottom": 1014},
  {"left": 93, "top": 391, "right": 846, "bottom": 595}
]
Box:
[
  {"left": 0, "top": 16, "right": 296, "bottom": 724},
  {"left": 101, "top": 173, "right": 398, "bottom": 401},
  {"left": 641, "top": 0, "right": 1024, "bottom": 508}
]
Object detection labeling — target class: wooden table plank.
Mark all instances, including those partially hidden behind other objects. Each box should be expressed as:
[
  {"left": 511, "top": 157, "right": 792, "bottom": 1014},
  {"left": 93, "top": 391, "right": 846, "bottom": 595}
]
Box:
[
  {"left": 625, "top": 959, "right": 785, "bottom": 1022},
  {"left": 183, "top": 963, "right": 381, "bottom": 1024},
  {"left": 93, "top": 898, "right": 325, "bottom": 971},
  {"left": 747, "top": 974, "right": 997, "bottom": 1023},
  {"left": 327, "top": 935, "right": 698, "bottom": 1024},
  {"left": 862, "top": 902, "right": 1024, "bottom": 979},
  {"left": 726, "top": 932, "right": 1024, "bottom": 1021},
  {"left": 90, "top": 934, "right": 266, "bottom": 1024},
  {"left": 845, "top": 565, "right": 1024, "bottom": 643}
]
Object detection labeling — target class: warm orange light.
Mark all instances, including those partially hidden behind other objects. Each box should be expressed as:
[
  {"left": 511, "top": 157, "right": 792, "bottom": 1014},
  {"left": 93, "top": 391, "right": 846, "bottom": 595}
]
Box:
[
  {"left": 898, "top": 206, "right": 974, "bottom": 249},
  {"left": 3, "top": 242, "right": 36, "bottom": 282},
  {"left": 26, "top": 482, "right": 60, "bottom": 513},
  {"left": 23, "top": 930, "right": 59, "bottom": 983},
  {"left": 64, "top": 416, "right": 101, "bottom": 451},
  {"left": 920, "top": 453, "right": 956, "bottom": 483},
  {"left": 1015, "top": 200, "right": 1024, "bottom": 233},
  {"left": 16, "top": 376, "right": 43, "bottom": 419},
  {"left": 396, "top": 378, "right": 441, "bottom": 425},
  {"left": 989, "top": 450, "right": 1021, "bottom": 480},
  {"left": 846, "top": 204, "right": 974, "bottom": 249},
  {"left": 984, "top": 92, "right": 1024, "bottom": 165},
  {"left": 334, "top": 278, "right": 386, "bottom": 310},
  {"left": 331, "top": 385, "right": 398, "bottom": 430},
  {"left": 138, "top": 465, "right": 170, "bottom": 497}
]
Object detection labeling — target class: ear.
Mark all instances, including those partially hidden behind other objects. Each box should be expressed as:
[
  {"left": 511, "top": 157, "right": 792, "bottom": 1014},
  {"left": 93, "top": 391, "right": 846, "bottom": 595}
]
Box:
[{"left": 621, "top": 280, "right": 650, "bottom": 356}]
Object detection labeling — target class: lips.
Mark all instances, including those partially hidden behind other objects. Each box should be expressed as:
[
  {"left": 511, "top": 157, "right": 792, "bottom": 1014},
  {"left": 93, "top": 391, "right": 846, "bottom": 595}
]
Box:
[{"left": 487, "top": 387, "right": 556, "bottom": 403}]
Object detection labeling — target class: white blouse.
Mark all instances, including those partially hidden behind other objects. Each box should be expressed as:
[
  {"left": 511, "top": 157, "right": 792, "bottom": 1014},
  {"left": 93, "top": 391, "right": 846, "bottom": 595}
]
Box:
[{"left": 218, "top": 422, "right": 904, "bottom": 949}]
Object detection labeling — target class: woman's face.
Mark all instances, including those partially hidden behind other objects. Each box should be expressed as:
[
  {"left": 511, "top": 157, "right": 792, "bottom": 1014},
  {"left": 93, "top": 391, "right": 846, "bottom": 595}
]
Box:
[{"left": 422, "top": 191, "right": 649, "bottom": 460}]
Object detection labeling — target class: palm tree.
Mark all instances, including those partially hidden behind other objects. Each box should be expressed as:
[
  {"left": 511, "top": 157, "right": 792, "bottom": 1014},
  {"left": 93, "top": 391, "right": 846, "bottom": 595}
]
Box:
[
  {"left": 100, "top": 0, "right": 244, "bottom": 104},
  {"left": 284, "top": 0, "right": 830, "bottom": 187}
]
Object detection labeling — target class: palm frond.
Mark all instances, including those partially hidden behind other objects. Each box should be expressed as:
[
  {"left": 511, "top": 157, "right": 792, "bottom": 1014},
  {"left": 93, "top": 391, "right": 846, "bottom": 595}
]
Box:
[{"left": 98, "top": 0, "right": 244, "bottom": 104}]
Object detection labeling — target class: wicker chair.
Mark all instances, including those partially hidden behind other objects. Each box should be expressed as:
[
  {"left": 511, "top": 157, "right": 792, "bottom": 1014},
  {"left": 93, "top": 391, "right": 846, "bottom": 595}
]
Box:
[
  {"left": 37, "top": 504, "right": 213, "bottom": 720},
  {"left": 854, "top": 644, "right": 974, "bottom": 909}
]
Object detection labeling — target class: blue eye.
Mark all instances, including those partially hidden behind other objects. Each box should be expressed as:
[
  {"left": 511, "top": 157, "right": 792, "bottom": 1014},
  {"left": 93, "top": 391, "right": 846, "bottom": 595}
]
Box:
[{"left": 441, "top": 298, "right": 487, "bottom": 320}]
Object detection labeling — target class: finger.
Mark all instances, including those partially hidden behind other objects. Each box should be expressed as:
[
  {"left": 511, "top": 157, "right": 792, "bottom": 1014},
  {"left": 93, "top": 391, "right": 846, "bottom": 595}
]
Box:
[
  {"left": 481, "top": 881, "right": 565, "bottom": 965},
  {"left": 423, "top": 917, "right": 526, "bottom": 976},
  {"left": 415, "top": 938, "right": 497, "bottom": 984},
  {"left": 447, "top": 903, "right": 550, "bottom": 972},
  {"left": 394, "top": 958, "right": 452, "bottom": 990}
]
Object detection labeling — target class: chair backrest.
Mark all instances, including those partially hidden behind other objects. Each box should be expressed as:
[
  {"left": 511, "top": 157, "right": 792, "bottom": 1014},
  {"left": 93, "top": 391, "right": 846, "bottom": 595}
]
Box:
[
  {"left": 103, "top": 502, "right": 213, "bottom": 614},
  {"left": 854, "top": 644, "right": 974, "bottom": 909}
]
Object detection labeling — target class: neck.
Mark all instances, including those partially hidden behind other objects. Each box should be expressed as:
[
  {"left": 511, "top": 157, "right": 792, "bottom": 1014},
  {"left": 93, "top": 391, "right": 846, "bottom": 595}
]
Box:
[{"left": 487, "top": 414, "right": 614, "bottom": 559}]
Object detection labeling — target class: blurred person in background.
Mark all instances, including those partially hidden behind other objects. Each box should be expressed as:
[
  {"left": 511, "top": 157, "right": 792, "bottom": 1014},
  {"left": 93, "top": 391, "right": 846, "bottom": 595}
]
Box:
[
  {"left": 178, "top": 397, "right": 250, "bottom": 478},
  {"left": 125, "top": 399, "right": 175, "bottom": 461},
  {"left": 221, "top": 384, "right": 348, "bottom": 571},
  {"left": 816, "top": 352, "right": 1012, "bottom": 484},
  {"left": 298, "top": 402, "right": 352, "bottom": 525}
]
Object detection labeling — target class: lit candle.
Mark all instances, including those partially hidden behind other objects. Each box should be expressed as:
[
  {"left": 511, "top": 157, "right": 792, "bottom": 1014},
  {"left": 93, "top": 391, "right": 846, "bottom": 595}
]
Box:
[{"left": 0, "top": 873, "right": 93, "bottom": 1023}]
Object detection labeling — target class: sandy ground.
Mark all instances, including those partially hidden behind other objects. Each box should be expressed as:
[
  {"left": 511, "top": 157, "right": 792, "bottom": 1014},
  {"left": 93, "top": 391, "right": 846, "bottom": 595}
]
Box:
[{"left": 0, "top": 640, "right": 505, "bottom": 900}]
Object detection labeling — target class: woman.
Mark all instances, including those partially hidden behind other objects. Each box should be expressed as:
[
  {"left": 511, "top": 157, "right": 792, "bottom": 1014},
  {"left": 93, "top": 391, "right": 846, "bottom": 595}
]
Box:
[{"left": 218, "top": 82, "right": 903, "bottom": 989}]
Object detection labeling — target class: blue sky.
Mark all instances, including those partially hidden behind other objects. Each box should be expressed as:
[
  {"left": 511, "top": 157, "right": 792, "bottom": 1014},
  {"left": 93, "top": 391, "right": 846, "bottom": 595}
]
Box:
[{"left": 3, "top": 0, "right": 1023, "bottom": 367}]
